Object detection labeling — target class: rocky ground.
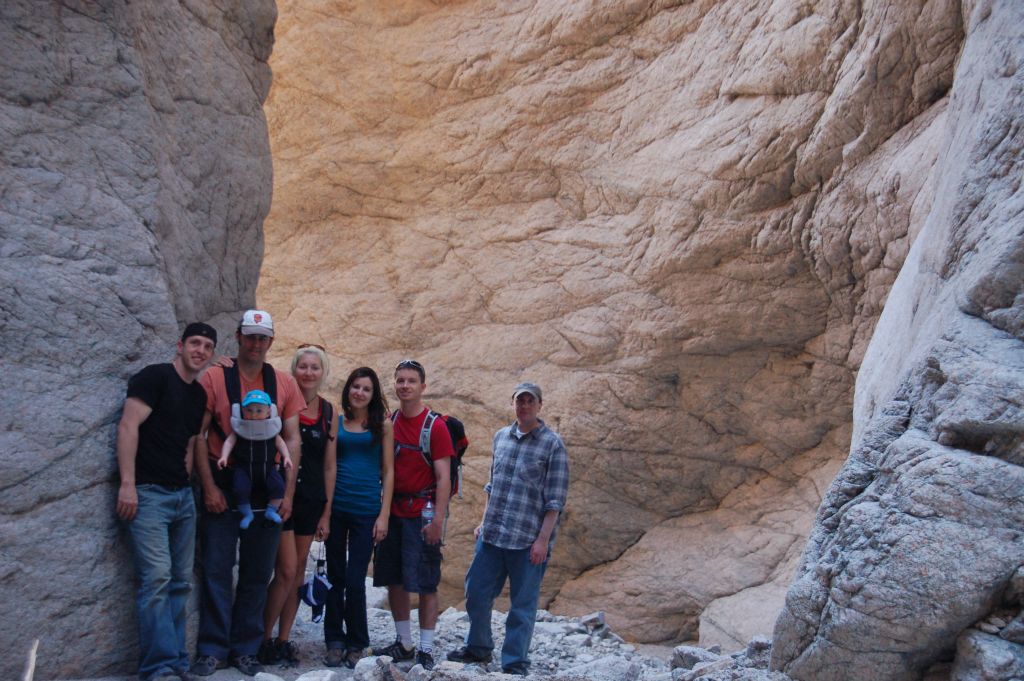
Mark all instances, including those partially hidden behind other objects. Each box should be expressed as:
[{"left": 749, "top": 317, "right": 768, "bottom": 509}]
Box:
[{"left": 56, "top": 579, "right": 782, "bottom": 681}]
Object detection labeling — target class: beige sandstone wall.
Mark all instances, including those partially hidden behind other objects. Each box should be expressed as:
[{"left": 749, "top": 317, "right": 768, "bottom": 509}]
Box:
[{"left": 258, "top": 0, "right": 963, "bottom": 645}]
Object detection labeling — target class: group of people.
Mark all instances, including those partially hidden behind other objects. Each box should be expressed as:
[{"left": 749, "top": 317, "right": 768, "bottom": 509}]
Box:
[{"left": 115, "top": 309, "right": 570, "bottom": 681}]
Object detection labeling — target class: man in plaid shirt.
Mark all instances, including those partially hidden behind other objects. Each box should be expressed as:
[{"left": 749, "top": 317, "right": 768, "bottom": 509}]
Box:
[{"left": 447, "top": 382, "right": 569, "bottom": 676}]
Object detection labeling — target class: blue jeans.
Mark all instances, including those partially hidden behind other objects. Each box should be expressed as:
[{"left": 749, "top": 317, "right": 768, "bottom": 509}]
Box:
[
  {"left": 196, "top": 505, "right": 280, "bottom": 659},
  {"left": 127, "top": 485, "right": 196, "bottom": 680},
  {"left": 463, "top": 539, "right": 547, "bottom": 674},
  {"left": 323, "top": 511, "right": 376, "bottom": 650}
]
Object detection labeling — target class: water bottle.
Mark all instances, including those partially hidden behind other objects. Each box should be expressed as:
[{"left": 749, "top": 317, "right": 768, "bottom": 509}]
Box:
[{"left": 421, "top": 500, "right": 435, "bottom": 532}]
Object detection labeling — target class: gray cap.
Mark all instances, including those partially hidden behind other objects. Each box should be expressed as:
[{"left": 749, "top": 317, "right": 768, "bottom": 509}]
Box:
[{"left": 512, "top": 382, "right": 542, "bottom": 401}]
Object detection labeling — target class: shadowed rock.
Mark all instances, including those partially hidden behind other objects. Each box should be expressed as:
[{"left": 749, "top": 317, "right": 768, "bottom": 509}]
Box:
[
  {"left": 0, "top": 1, "right": 275, "bottom": 678},
  {"left": 771, "top": 2, "right": 1024, "bottom": 679}
]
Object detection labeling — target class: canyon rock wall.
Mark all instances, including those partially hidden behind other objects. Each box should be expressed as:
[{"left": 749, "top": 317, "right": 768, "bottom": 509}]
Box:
[
  {"left": 0, "top": 1, "right": 275, "bottom": 678},
  {"left": 772, "top": 1, "right": 1024, "bottom": 679},
  {"left": 259, "top": 0, "right": 966, "bottom": 647}
]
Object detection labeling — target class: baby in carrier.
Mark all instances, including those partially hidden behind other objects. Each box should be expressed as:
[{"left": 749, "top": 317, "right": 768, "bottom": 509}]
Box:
[{"left": 217, "top": 389, "right": 293, "bottom": 528}]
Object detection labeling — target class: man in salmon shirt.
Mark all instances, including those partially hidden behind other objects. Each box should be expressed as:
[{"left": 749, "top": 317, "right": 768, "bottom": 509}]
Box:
[
  {"left": 191, "top": 310, "right": 305, "bottom": 677},
  {"left": 371, "top": 359, "right": 454, "bottom": 671}
]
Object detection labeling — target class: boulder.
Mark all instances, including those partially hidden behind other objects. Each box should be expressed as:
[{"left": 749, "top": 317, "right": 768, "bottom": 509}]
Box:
[
  {"left": 952, "top": 630, "right": 1024, "bottom": 681},
  {"left": 671, "top": 646, "right": 723, "bottom": 671},
  {"left": 560, "top": 655, "right": 643, "bottom": 681},
  {"left": 771, "top": 2, "right": 1024, "bottom": 680},
  {"left": 0, "top": 1, "right": 275, "bottom": 678}
]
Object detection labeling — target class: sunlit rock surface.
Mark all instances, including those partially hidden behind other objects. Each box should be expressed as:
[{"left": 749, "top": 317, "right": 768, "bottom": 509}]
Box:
[
  {"left": 0, "top": 1, "right": 275, "bottom": 678},
  {"left": 258, "top": 0, "right": 966, "bottom": 647}
]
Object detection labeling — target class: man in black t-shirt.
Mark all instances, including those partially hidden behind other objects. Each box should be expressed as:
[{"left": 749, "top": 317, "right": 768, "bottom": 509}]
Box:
[{"left": 116, "top": 322, "right": 217, "bottom": 681}]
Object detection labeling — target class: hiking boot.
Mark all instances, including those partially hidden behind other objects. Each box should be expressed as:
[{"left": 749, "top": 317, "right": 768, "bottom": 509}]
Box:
[
  {"left": 345, "top": 647, "right": 367, "bottom": 669},
  {"left": 324, "top": 647, "right": 346, "bottom": 667},
  {"left": 256, "top": 639, "right": 279, "bottom": 665},
  {"left": 175, "top": 671, "right": 196, "bottom": 681},
  {"left": 502, "top": 666, "right": 529, "bottom": 677},
  {"left": 190, "top": 656, "right": 226, "bottom": 677},
  {"left": 277, "top": 639, "right": 300, "bottom": 667},
  {"left": 371, "top": 639, "right": 416, "bottom": 661},
  {"left": 230, "top": 655, "right": 263, "bottom": 676},
  {"left": 447, "top": 646, "right": 493, "bottom": 664},
  {"left": 416, "top": 650, "right": 435, "bottom": 671}
]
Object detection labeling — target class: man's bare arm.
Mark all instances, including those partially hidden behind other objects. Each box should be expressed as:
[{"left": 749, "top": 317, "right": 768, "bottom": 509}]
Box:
[
  {"left": 194, "top": 410, "right": 227, "bottom": 513},
  {"left": 115, "top": 397, "right": 152, "bottom": 521}
]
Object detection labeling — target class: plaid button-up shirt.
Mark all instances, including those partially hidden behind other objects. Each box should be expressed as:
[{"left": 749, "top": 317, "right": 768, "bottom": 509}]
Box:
[{"left": 481, "top": 419, "right": 569, "bottom": 551}]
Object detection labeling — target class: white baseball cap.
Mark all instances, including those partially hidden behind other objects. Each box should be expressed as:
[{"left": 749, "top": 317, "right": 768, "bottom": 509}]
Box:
[{"left": 239, "top": 309, "right": 274, "bottom": 336}]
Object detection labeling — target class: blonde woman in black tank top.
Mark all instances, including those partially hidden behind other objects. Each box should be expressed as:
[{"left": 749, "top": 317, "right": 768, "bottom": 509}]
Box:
[{"left": 259, "top": 345, "right": 338, "bottom": 667}]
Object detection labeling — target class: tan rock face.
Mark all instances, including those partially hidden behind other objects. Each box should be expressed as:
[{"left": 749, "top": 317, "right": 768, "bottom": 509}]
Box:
[
  {"left": 259, "top": 0, "right": 962, "bottom": 643},
  {"left": 0, "top": 1, "right": 275, "bottom": 678}
]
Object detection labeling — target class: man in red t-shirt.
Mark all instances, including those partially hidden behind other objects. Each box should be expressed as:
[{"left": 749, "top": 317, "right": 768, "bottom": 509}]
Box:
[{"left": 371, "top": 359, "right": 454, "bottom": 671}]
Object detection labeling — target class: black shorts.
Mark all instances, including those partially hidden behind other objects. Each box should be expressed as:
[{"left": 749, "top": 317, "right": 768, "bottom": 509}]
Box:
[
  {"left": 283, "top": 495, "right": 326, "bottom": 536},
  {"left": 372, "top": 516, "right": 442, "bottom": 594}
]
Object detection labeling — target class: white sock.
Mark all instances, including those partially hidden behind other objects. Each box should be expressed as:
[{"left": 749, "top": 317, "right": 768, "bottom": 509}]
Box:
[
  {"left": 396, "top": 620, "right": 413, "bottom": 649},
  {"left": 419, "top": 628, "right": 435, "bottom": 653}
]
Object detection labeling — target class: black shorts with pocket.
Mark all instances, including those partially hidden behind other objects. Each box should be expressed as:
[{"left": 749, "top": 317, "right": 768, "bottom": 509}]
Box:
[{"left": 372, "top": 516, "right": 442, "bottom": 594}]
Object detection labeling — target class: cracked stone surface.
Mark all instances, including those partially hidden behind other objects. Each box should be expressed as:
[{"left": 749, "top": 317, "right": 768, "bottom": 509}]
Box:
[
  {"left": 771, "top": 2, "right": 1024, "bottom": 680},
  {"left": 0, "top": 1, "right": 275, "bottom": 679},
  {"left": 257, "top": 0, "right": 964, "bottom": 647}
]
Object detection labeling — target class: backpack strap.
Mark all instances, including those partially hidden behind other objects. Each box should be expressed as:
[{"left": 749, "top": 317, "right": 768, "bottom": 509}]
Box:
[
  {"left": 419, "top": 411, "right": 438, "bottom": 466},
  {"left": 319, "top": 399, "right": 334, "bottom": 441},
  {"left": 224, "top": 361, "right": 241, "bottom": 410},
  {"left": 260, "top": 363, "right": 278, "bottom": 404}
]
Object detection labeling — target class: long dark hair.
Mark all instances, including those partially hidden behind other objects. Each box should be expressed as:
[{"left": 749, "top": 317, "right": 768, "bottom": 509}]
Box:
[{"left": 341, "top": 367, "right": 389, "bottom": 443}]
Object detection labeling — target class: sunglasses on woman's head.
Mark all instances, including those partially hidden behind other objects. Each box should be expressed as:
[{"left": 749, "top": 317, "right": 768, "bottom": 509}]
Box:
[{"left": 298, "top": 343, "right": 326, "bottom": 351}]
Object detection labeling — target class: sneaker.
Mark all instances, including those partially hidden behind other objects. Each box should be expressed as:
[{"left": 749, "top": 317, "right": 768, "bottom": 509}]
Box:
[
  {"left": 256, "top": 639, "right": 279, "bottom": 665},
  {"left": 324, "top": 647, "right": 346, "bottom": 667},
  {"left": 190, "top": 656, "right": 226, "bottom": 677},
  {"left": 345, "top": 647, "right": 367, "bottom": 669},
  {"left": 230, "top": 655, "right": 263, "bottom": 676},
  {"left": 447, "top": 646, "right": 493, "bottom": 663},
  {"left": 277, "top": 639, "right": 300, "bottom": 667},
  {"left": 502, "top": 666, "right": 529, "bottom": 677},
  {"left": 150, "top": 673, "right": 179, "bottom": 681},
  {"left": 371, "top": 639, "right": 416, "bottom": 661},
  {"left": 416, "top": 650, "right": 435, "bottom": 671}
]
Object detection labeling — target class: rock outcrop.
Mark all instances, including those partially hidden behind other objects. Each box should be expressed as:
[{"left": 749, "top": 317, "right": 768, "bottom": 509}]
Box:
[
  {"left": 0, "top": 1, "right": 275, "bottom": 678},
  {"left": 771, "top": 2, "right": 1024, "bottom": 680},
  {"left": 258, "top": 0, "right": 964, "bottom": 645}
]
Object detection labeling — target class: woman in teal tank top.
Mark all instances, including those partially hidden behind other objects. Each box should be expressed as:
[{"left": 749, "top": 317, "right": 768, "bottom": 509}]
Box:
[{"left": 324, "top": 367, "right": 394, "bottom": 668}]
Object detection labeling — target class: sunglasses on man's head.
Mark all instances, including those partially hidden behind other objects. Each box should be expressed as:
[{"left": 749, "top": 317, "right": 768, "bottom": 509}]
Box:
[{"left": 395, "top": 359, "right": 423, "bottom": 371}]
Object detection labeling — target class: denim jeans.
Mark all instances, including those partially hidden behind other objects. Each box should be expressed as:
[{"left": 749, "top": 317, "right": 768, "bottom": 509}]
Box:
[
  {"left": 196, "top": 506, "right": 280, "bottom": 659},
  {"left": 127, "top": 485, "right": 196, "bottom": 680},
  {"left": 323, "top": 511, "right": 377, "bottom": 650},
  {"left": 463, "top": 539, "right": 547, "bottom": 674}
]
